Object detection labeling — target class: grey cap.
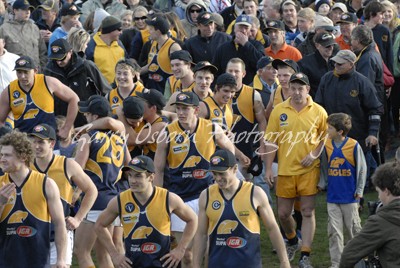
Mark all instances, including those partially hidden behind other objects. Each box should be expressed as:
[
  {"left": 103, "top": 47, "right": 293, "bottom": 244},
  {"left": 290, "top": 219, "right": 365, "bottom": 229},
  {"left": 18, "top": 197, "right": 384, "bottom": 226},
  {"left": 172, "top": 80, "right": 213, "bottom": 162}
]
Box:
[{"left": 331, "top": 50, "right": 356, "bottom": 64}]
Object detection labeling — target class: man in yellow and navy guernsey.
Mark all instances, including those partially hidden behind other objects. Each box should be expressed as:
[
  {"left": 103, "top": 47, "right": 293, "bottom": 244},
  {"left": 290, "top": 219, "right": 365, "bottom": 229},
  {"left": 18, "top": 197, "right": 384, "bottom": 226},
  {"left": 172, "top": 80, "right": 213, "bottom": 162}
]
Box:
[
  {"left": 154, "top": 91, "right": 235, "bottom": 267},
  {"left": 95, "top": 155, "right": 197, "bottom": 268},
  {"left": 0, "top": 130, "right": 67, "bottom": 267},
  {"left": 193, "top": 149, "right": 290, "bottom": 268},
  {"left": 264, "top": 73, "right": 328, "bottom": 267},
  {"left": 0, "top": 55, "right": 79, "bottom": 140},
  {"left": 29, "top": 123, "right": 98, "bottom": 267},
  {"left": 73, "top": 96, "right": 130, "bottom": 268},
  {"left": 141, "top": 15, "right": 181, "bottom": 94}
]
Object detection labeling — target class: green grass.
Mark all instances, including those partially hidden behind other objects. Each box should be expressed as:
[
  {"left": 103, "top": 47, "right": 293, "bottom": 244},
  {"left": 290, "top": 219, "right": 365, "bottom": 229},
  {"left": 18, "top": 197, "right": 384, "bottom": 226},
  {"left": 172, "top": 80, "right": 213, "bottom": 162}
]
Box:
[{"left": 260, "top": 191, "right": 378, "bottom": 268}]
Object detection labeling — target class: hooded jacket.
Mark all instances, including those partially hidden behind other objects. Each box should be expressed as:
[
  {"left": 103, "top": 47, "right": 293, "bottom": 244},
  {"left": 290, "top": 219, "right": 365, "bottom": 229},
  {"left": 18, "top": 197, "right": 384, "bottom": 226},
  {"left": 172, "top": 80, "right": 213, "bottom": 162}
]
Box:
[
  {"left": 81, "top": 0, "right": 126, "bottom": 25},
  {"left": 181, "top": 0, "right": 207, "bottom": 39},
  {"left": 340, "top": 199, "right": 400, "bottom": 268}
]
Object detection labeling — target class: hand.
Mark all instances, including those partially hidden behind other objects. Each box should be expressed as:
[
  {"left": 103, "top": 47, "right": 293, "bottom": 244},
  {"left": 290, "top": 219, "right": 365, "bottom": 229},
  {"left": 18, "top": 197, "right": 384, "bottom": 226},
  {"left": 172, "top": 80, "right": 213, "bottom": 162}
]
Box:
[
  {"left": 111, "top": 253, "right": 132, "bottom": 268},
  {"left": 58, "top": 126, "right": 71, "bottom": 141},
  {"left": 239, "top": 154, "right": 251, "bottom": 169},
  {"left": 65, "top": 216, "right": 82, "bottom": 231},
  {"left": 234, "top": 32, "right": 249, "bottom": 46},
  {"left": 301, "top": 153, "right": 316, "bottom": 167},
  {"left": 264, "top": 169, "right": 274, "bottom": 187},
  {"left": 365, "top": 135, "right": 378, "bottom": 147},
  {"left": 160, "top": 247, "right": 185, "bottom": 268},
  {"left": 354, "top": 194, "right": 362, "bottom": 200},
  {"left": 0, "top": 182, "right": 15, "bottom": 205}
]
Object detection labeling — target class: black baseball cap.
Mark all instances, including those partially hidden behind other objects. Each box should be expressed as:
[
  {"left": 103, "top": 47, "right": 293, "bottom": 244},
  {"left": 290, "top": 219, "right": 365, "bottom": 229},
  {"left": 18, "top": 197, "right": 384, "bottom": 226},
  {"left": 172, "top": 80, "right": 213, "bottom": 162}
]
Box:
[
  {"left": 146, "top": 16, "right": 170, "bottom": 35},
  {"left": 265, "top": 20, "right": 285, "bottom": 31},
  {"left": 272, "top": 59, "right": 299, "bottom": 72},
  {"left": 49, "top": 38, "right": 72, "bottom": 60},
  {"left": 210, "top": 149, "right": 236, "bottom": 172},
  {"left": 193, "top": 61, "right": 218, "bottom": 75},
  {"left": 289, "top": 72, "right": 310, "bottom": 85},
  {"left": 216, "top": 73, "right": 237, "bottom": 87},
  {"left": 78, "top": 96, "right": 111, "bottom": 117},
  {"left": 123, "top": 96, "right": 144, "bottom": 119},
  {"left": 135, "top": 88, "right": 166, "bottom": 110},
  {"left": 257, "top": 56, "right": 274, "bottom": 70},
  {"left": 337, "top": 12, "right": 358, "bottom": 24},
  {"left": 13, "top": 0, "right": 34, "bottom": 10},
  {"left": 60, "top": 3, "right": 81, "bottom": 16},
  {"left": 30, "top": 124, "right": 57, "bottom": 140},
  {"left": 171, "top": 92, "right": 200, "bottom": 106},
  {"left": 197, "top": 11, "right": 215, "bottom": 25},
  {"left": 14, "top": 56, "right": 36, "bottom": 71},
  {"left": 170, "top": 50, "right": 194, "bottom": 64},
  {"left": 314, "top": 32, "right": 336, "bottom": 47},
  {"left": 122, "top": 155, "right": 155, "bottom": 173}
]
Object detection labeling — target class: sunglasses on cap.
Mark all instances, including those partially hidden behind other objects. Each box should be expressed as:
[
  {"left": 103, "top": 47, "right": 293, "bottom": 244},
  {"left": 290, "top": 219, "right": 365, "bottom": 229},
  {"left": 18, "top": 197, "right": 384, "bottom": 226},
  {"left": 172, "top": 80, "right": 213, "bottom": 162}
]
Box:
[{"left": 134, "top": 16, "right": 147, "bottom": 21}]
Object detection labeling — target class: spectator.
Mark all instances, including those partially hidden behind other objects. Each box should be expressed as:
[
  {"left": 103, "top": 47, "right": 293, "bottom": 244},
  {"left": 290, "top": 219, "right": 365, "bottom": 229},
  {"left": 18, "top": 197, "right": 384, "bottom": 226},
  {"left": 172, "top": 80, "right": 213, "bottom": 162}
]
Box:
[
  {"left": 263, "top": 0, "right": 282, "bottom": 20},
  {"left": 67, "top": 26, "right": 91, "bottom": 56},
  {"left": 280, "top": 0, "right": 300, "bottom": 44},
  {"left": 335, "top": 12, "right": 358, "bottom": 50},
  {"left": 220, "top": 0, "right": 244, "bottom": 30},
  {"left": 339, "top": 162, "right": 400, "bottom": 267},
  {"left": 252, "top": 56, "right": 278, "bottom": 107},
  {"left": 0, "top": 37, "right": 19, "bottom": 91},
  {"left": 381, "top": 0, "right": 400, "bottom": 32},
  {"left": 319, "top": 113, "right": 366, "bottom": 268},
  {"left": 36, "top": 0, "right": 61, "bottom": 49},
  {"left": 293, "top": 7, "right": 315, "bottom": 47},
  {"left": 80, "top": 0, "right": 126, "bottom": 24},
  {"left": 128, "top": 6, "right": 149, "bottom": 60},
  {"left": 329, "top": 2, "right": 347, "bottom": 30},
  {"left": 264, "top": 19, "right": 302, "bottom": 61},
  {"left": 213, "top": 15, "right": 265, "bottom": 85},
  {"left": 181, "top": 0, "right": 207, "bottom": 38},
  {"left": 44, "top": 38, "right": 111, "bottom": 127},
  {"left": 86, "top": 15, "right": 127, "bottom": 84},
  {"left": 249, "top": 15, "right": 270, "bottom": 48},
  {"left": 315, "top": 0, "right": 331, "bottom": 16},
  {"left": 0, "top": 0, "right": 47, "bottom": 69},
  {"left": 297, "top": 31, "right": 336, "bottom": 98},
  {"left": 183, "top": 11, "right": 231, "bottom": 63}
]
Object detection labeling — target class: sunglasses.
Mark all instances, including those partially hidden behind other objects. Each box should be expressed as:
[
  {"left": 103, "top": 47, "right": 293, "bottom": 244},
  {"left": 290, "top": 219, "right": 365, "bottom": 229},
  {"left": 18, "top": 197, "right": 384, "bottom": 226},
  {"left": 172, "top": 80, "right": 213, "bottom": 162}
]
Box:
[
  {"left": 190, "top": 9, "right": 202, "bottom": 13},
  {"left": 134, "top": 16, "right": 147, "bottom": 21}
]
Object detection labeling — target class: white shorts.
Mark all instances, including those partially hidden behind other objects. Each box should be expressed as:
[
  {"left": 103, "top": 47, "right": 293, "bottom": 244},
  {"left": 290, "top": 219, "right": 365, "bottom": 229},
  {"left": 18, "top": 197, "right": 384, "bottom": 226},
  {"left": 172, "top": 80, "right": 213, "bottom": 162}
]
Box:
[
  {"left": 171, "top": 198, "right": 199, "bottom": 232},
  {"left": 50, "top": 230, "right": 73, "bottom": 265},
  {"left": 85, "top": 210, "right": 120, "bottom": 226}
]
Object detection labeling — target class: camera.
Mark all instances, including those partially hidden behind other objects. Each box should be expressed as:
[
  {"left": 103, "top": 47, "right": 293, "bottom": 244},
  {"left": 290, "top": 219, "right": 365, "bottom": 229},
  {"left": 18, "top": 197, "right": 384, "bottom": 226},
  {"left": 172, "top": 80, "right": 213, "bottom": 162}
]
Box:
[{"left": 367, "top": 201, "right": 382, "bottom": 216}]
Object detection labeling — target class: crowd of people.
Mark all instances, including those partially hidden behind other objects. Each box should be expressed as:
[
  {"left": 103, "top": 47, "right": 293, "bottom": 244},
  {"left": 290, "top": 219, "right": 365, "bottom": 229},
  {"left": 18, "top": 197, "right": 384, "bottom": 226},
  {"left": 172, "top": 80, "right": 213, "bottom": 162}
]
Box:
[{"left": 0, "top": 0, "right": 400, "bottom": 267}]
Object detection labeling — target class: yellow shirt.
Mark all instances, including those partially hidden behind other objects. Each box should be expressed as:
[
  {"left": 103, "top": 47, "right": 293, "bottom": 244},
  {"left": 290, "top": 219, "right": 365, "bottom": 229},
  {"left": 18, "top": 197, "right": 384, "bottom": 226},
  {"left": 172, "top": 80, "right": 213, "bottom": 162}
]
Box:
[{"left": 265, "top": 96, "right": 328, "bottom": 175}]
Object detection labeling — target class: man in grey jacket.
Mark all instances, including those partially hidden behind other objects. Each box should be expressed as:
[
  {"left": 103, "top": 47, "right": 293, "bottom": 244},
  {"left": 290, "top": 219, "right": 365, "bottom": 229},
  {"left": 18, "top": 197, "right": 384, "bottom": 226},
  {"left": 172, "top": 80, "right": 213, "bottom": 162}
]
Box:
[
  {"left": 0, "top": 0, "right": 47, "bottom": 70},
  {"left": 340, "top": 162, "right": 400, "bottom": 268}
]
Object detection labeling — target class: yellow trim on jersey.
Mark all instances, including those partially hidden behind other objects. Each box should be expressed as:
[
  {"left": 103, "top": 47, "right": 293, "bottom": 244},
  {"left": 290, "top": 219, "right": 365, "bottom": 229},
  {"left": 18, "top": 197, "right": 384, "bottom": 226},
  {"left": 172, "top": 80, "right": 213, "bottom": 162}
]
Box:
[
  {"left": 235, "top": 85, "right": 254, "bottom": 123},
  {"left": 108, "top": 82, "right": 145, "bottom": 114},
  {"left": 202, "top": 96, "right": 233, "bottom": 130},
  {"left": 148, "top": 38, "right": 175, "bottom": 74},
  {"left": 167, "top": 76, "right": 196, "bottom": 94}
]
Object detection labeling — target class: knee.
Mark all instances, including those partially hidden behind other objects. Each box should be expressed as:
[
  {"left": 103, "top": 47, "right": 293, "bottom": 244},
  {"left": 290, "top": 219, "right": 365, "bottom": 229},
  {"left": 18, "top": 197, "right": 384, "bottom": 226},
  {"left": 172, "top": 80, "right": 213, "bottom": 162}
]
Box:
[
  {"left": 301, "top": 207, "right": 315, "bottom": 218},
  {"left": 278, "top": 209, "right": 292, "bottom": 222}
]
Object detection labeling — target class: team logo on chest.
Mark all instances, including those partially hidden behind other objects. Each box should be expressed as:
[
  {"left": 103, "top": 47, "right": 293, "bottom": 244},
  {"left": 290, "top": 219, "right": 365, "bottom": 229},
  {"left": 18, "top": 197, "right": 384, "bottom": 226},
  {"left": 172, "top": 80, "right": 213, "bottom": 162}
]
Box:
[
  {"left": 279, "top": 113, "right": 288, "bottom": 127},
  {"left": 212, "top": 200, "right": 221, "bottom": 210},
  {"left": 125, "top": 202, "right": 135, "bottom": 213}
]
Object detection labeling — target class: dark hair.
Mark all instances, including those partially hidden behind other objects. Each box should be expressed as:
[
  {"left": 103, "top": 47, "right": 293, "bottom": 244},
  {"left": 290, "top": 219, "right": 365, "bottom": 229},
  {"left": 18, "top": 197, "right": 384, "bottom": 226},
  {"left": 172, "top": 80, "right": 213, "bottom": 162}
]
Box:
[
  {"left": 372, "top": 162, "right": 400, "bottom": 196},
  {"left": 364, "top": 1, "right": 384, "bottom": 20},
  {"left": 327, "top": 113, "right": 352, "bottom": 136}
]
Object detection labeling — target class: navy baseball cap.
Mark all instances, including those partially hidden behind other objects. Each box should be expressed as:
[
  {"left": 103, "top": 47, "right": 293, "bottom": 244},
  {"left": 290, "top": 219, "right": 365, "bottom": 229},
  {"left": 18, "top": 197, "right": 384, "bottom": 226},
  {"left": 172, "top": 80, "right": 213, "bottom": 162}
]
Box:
[
  {"left": 170, "top": 50, "right": 193, "bottom": 64},
  {"left": 135, "top": 88, "right": 166, "bottom": 110},
  {"left": 13, "top": 0, "right": 34, "bottom": 10},
  {"left": 235, "top": 15, "right": 252, "bottom": 27},
  {"left": 193, "top": 61, "right": 218, "bottom": 75},
  {"left": 60, "top": 3, "right": 81, "bottom": 16},
  {"left": 216, "top": 73, "right": 237, "bottom": 87},
  {"left": 171, "top": 92, "right": 200, "bottom": 106},
  {"left": 122, "top": 96, "right": 144, "bottom": 119},
  {"left": 272, "top": 59, "right": 299, "bottom": 72},
  {"left": 78, "top": 96, "right": 111, "bottom": 117},
  {"left": 14, "top": 56, "right": 36, "bottom": 71},
  {"left": 49, "top": 38, "right": 72, "bottom": 60},
  {"left": 29, "top": 124, "right": 57, "bottom": 140},
  {"left": 122, "top": 155, "right": 155, "bottom": 173},
  {"left": 257, "top": 56, "right": 274, "bottom": 70},
  {"left": 210, "top": 149, "right": 236, "bottom": 172},
  {"left": 265, "top": 20, "right": 285, "bottom": 31},
  {"left": 146, "top": 16, "right": 170, "bottom": 35},
  {"left": 289, "top": 72, "right": 310, "bottom": 86}
]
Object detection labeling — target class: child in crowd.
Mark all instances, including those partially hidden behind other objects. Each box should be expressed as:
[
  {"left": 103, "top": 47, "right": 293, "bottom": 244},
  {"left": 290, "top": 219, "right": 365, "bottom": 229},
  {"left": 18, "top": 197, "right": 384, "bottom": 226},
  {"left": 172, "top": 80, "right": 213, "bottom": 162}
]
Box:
[{"left": 320, "top": 113, "right": 366, "bottom": 268}]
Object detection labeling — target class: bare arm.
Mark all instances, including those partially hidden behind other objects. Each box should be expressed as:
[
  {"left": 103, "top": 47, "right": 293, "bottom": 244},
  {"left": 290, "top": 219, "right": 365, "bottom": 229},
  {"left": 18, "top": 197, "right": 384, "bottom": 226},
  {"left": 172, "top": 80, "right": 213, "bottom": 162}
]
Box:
[
  {"left": 66, "top": 159, "right": 98, "bottom": 230},
  {"left": 74, "top": 134, "right": 90, "bottom": 168},
  {"left": 47, "top": 76, "right": 79, "bottom": 139},
  {"left": 254, "top": 186, "right": 290, "bottom": 268},
  {"left": 265, "top": 92, "right": 274, "bottom": 121},
  {"left": 46, "top": 177, "right": 67, "bottom": 267},
  {"left": 214, "top": 123, "right": 235, "bottom": 154},
  {"left": 153, "top": 128, "right": 168, "bottom": 187},
  {"left": 75, "top": 117, "right": 126, "bottom": 135},
  {"left": 254, "top": 91, "right": 266, "bottom": 134},
  {"left": 160, "top": 192, "right": 197, "bottom": 268},
  {"left": 197, "top": 102, "right": 209, "bottom": 119},
  {"left": 164, "top": 92, "right": 179, "bottom": 112},
  {"left": 0, "top": 87, "right": 10, "bottom": 125},
  {"left": 192, "top": 190, "right": 208, "bottom": 268},
  {"left": 95, "top": 197, "right": 132, "bottom": 267}
]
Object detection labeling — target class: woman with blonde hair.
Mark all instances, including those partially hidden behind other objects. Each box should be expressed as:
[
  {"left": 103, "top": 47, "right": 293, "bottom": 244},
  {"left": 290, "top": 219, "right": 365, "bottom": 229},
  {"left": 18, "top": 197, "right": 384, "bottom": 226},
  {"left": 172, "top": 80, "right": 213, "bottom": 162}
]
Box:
[
  {"left": 67, "top": 27, "right": 91, "bottom": 56},
  {"left": 129, "top": 5, "right": 150, "bottom": 60},
  {"left": 381, "top": 0, "right": 400, "bottom": 32},
  {"left": 165, "top": 11, "right": 187, "bottom": 42}
]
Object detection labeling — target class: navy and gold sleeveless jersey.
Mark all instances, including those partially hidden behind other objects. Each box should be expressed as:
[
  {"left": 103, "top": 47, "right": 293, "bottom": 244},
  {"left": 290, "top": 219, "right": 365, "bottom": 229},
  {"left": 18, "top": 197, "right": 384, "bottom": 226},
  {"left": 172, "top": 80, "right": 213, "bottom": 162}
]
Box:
[
  {"left": 202, "top": 96, "right": 233, "bottom": 132},
  {"left": 142, "top": 116, "right": 169, "bottom": 159},
  {"left": 0, "top": 171, "right": 51, "bottom": 267},
  {"left": 325, "top": 137, "right": 358, "bottom": 204},
  {"left": 147, "top": 38, "right": 175, "bottom": 93},
  {"left": 231, "top": 85, "right": 255, "bottom": 158},
  {"left": 31, "top": 155, "right": 73, "bottom": 218},
  {"left": 167, "top": 75, "right": 196, "bottom": 95},
  {"left": 206, "top": 181, "right": 261, "bottom": 268},
  {"left": 140, "top": 29, "right": 150, "bottom": 44},
  {"left": 85, "top": 130, "right": 126, "bottom": 210},
  {"left": 166, "top": 118, "right": 216, "bottom": 201},
  {"left": 182, "top": 87, "right": 213, "bottom": 99},
  {"left": 8, "top": 74, "right": 57, "bottom": 134},
  {"left": 118, "top": 187, "right": 170, "bottom": 268},
  {"left": 272, "top": 85, "right": 285, "bottom": 108},
  {"left": 108, "top": 82, "right": 145, "bottom": 114}
]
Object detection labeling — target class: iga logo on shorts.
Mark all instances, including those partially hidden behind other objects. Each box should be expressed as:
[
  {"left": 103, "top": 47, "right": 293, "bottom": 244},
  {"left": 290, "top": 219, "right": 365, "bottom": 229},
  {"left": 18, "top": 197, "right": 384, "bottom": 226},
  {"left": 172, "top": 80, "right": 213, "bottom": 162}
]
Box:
[
  {"left": 16, "top": 226, "right": 37, "bottom": 237},
  {"left": 141, "top": 242, "right": 161, "bottom": 254},
  {"left": 226, "top": 237, "right": 247, "bottom": 248}
]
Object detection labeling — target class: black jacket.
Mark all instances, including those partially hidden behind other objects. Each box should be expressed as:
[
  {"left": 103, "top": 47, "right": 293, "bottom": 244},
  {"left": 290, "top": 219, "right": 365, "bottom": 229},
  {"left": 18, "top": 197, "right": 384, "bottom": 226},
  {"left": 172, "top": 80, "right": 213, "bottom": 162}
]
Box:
[
  {"left": 44, "top": 52, "right": 111, "bottom": 127},
  {"left": 315, "top": 69, "right": 383, "bottom": 151},
  {"left": 183, "top": 31, "right": 232, "bottom": 63},
  {"left": 297, "top": 49, "right": 334, "bottom": 98},
  {"left": 220, "top": 4, "right": 238, "bottom": 30},
  {"left": 297, "top": 31, "right": 340, "bottom": 57},
  {"left": 212, "top": 38, "right": 265, "bottom": 85}
]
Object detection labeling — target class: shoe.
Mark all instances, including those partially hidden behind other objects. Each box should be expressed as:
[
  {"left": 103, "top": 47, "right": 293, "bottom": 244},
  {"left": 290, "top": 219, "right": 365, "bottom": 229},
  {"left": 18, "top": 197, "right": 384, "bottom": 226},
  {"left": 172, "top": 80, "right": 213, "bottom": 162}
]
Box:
[
  {"left": 299, "top": 255, "right": 313, "bottom": 268},
  {"left": 286, "top": 238, "right": 301, "bottom": 262}
]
